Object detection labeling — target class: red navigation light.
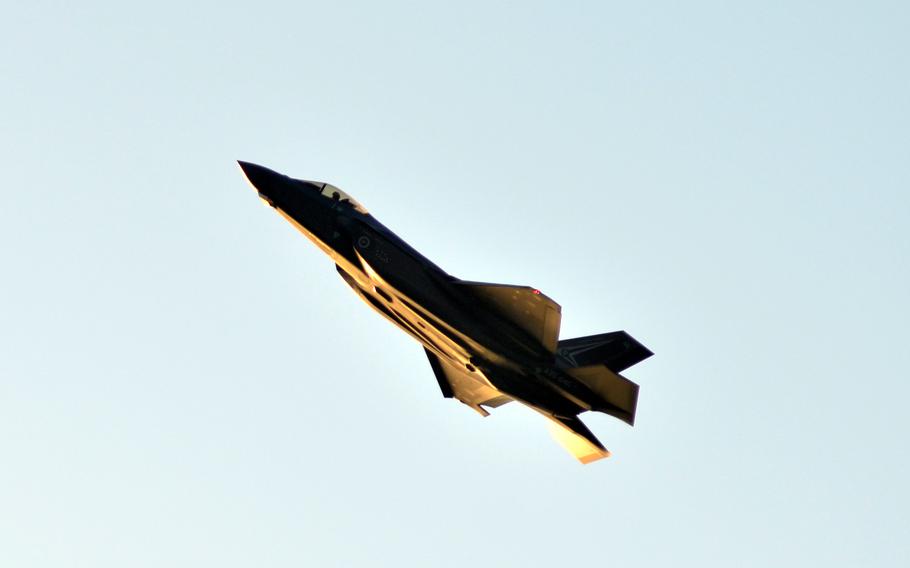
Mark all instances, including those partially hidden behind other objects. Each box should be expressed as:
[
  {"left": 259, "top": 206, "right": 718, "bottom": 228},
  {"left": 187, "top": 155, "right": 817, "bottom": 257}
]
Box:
[{"left": 532, "top": 289, "right": 541, "bottom": 295}]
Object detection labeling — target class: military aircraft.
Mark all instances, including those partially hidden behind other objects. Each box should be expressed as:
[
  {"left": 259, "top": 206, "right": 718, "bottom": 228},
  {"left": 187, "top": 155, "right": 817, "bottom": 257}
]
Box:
[{"left": 240, "top": 161, "right": 652, "bottom": 463}]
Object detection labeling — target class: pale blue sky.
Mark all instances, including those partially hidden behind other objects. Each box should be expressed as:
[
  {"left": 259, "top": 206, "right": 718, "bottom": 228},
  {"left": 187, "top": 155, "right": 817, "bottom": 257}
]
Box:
[{"left": 2, "top": 2, "right": 908, "bottom": 566}]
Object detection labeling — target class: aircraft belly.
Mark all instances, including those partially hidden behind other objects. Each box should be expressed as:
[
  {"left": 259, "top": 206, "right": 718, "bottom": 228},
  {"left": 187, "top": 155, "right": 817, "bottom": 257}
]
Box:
[
  {"left": 348, "top": 244, "right": 581, "bottom": 413},
  {"left": 339, "top": 263, "right": 477, "bottom": 366},
  {"left": 340, "top": 264, "right": 579, "bottom": 413},
  {"left": 351, "top": 252, "right": 508, "bottom": 362}
]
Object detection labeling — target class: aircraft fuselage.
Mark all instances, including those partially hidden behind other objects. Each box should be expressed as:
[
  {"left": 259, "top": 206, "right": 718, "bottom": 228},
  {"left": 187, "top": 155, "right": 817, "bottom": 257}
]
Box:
[{"left": 240, "top": 161, "right": 650, "bottom": 462}]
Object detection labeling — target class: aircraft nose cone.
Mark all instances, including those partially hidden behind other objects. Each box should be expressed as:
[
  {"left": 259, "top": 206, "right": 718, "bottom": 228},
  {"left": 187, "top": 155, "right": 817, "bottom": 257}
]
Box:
[
  {"left": 238, "top": 160, "right": 290, "bottom": 206},
  {"left": 238, "top": 160, "right": 280, "bottom": 191}
]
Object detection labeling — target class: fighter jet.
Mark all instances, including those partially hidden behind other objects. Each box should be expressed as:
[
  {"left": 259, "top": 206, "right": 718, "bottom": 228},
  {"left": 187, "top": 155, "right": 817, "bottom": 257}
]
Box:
[{"left": 240, "top": 161, "right": 652, "bottom": 463}]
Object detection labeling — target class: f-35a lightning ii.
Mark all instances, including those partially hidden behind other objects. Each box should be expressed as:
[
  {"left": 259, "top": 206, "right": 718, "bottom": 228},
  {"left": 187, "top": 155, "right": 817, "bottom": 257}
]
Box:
[{"left": 240, "top": 161, "right": 652, "bottom": 463}]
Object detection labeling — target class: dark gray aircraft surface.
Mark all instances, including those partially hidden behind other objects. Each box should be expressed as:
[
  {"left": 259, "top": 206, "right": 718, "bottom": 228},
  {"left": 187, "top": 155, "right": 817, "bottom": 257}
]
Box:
[{"left": 240, "top": 161, "right": 652, "bottom": 463}]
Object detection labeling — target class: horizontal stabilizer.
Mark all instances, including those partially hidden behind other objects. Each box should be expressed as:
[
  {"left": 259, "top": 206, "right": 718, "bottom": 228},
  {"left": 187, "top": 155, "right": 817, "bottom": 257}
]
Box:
[
  {"left": 558, "top": 331, "right": 652, "bottom": 373},
  {"left": 546, "top": 414, "right": 610, "bottom": 464},
  {"left": 456, "top": 281, "right": 561, "bottom": 352},
  {"left": 566, "top": 365, "right": 639, "bottom": 425}
]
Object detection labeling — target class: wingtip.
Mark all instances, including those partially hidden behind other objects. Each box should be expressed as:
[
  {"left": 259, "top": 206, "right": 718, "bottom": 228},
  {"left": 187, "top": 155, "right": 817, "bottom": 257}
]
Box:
[
  {"left": 578, "top": 450, "right": 611, "bottom": 464},
  {"left": 546, "top": 415, "right": 611, "bottom": 464}
]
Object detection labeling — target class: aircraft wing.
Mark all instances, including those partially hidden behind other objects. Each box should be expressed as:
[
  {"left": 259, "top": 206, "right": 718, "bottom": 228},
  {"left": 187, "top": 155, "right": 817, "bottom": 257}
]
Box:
[
  {"left": 455, "top": 281, "right": 562, "bottom": 353},
  {"left": 424, "top": 349, "right": 511, "bottom": 416},
  {"left": 546, "top": 414, "right": 611, "bottom": 464}
]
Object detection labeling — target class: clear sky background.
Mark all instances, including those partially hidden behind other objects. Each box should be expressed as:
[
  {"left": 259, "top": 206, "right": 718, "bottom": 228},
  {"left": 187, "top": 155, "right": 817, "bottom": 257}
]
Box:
[{"left": 2, "top": 1, "right": 908, "bottom": 566}]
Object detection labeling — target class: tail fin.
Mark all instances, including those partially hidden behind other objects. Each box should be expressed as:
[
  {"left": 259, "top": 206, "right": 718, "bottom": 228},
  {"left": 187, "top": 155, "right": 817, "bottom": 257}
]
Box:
[
  {"left": 546, "top": 414, "right": 611, "bottom": 464},
  {"left": 565, "top": 365, "right": 640, "bottom": 426},
  {"left": 557, "top": 331, "right": 652, "bottom": 373}
]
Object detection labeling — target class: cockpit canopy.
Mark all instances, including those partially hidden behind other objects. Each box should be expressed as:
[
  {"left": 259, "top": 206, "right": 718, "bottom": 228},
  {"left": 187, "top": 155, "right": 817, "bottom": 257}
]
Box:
[{"left": 314, "top": 182, "right": 369, "bottom": 214}]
